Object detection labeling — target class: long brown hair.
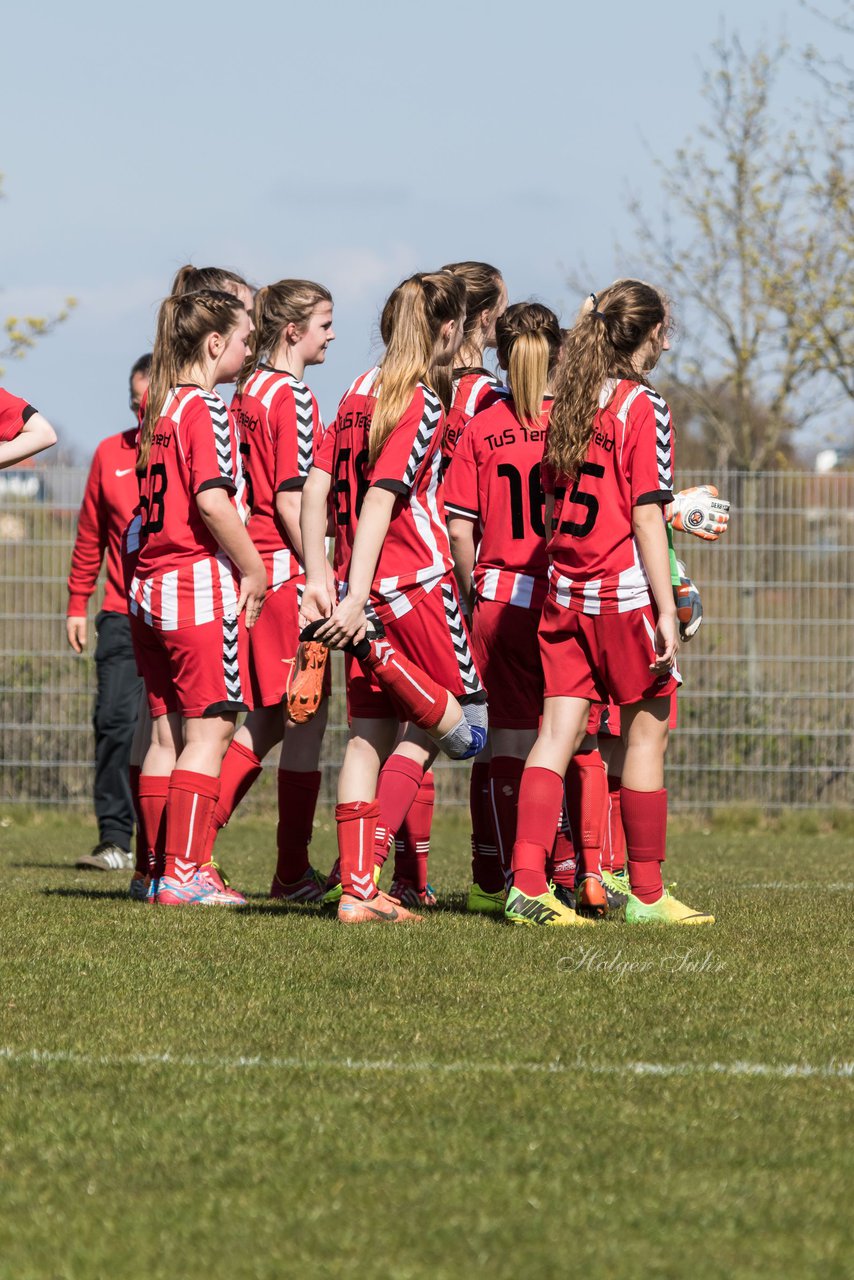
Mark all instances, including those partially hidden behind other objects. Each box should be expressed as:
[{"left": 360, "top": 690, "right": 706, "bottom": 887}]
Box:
[
  {"left": 442, "top": 261, "right": 504, "bottom": 361},
  {"left": 547, "top": 279, "right": 667, "bottom": 477},
  {"left": 370, "top": 272, "right": 466, "bottom": 463},
  {"left": 238, "top": 279, "right": 332, "bottom": 390},
  {"left": 171, "top": 264, "right": 250, "bottom": 296},
  {"left": 496, "top": 302, "right": 561, "bottom": 427},
  {"left": 138, "top": 290, "right": 245, "bottom": 471}
]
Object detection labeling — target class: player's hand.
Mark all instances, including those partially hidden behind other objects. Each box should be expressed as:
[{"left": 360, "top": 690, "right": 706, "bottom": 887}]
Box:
[
  {"left": 237, "top": 566, "right": 266, "bottom": 630},
  {"left": 669, "top": 485, "right": 730, "bottom": 540},
  {"left": 313, "top": 595, "right": 368, "bottom": 649},
  {"left": 299, "top": 581, "right": 333, "bottom": 629},
  {"left": 650, "top": 611, "right": 679, "bottom": 672},
  {"left": 674, "top": 560, "right": 703, "bottom": 641},
  {"left": 66, "top": 616, "right": 87, "bottom": 653}
]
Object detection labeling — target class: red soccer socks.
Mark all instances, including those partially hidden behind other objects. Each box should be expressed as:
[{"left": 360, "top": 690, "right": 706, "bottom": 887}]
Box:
[
  {"left": 510, "top": 766, "right": 564, "bottom": 898},
  {"left": 566, "top": 750, "right": 608, "bottom": 880},
  {"left": 605, "top": 774, "right": 627, "bottom": 874},
  {"left": 394, "top": 770, "right": 434, "bottom": 892},
  {"left": 337, "top": 799, "right": 380, "bottom": 900},
  {"left": 374, "top": 754, "right": 425, "bottom": 870},
  {"left": 360, "top": 640, "right": 449, "bottom": 732},
  {"left": 163, "top": 771, "right": 220, "bottom": 883},
  {"left": 202, "top": 739, "right": 262, "bottom": 858},
  {"left": 275, "top": 769, "right": 321, "bottom": 885},
  {"left": 487, "top": 756, "right": 524, "bottom": 891},
  {"left": 622, "top": 786, "right": 667, "bottom": 903},
  {"left": 137, "top": 774, "right": 168, "bottom": 878}
]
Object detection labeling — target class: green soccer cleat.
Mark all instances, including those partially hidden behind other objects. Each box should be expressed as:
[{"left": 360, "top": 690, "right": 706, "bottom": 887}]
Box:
[
  {"left": 505, "top": 885, "right": 596, "bottom": 927},
  {"left": 625, "top": 889, "right": 715, "bottom": 926},
  {"left": 466, "top": 883, "right": 506, "bottom": 915}
]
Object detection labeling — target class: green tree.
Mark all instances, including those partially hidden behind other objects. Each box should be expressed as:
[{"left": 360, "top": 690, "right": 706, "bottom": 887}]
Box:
[{"left": 629, "top": 33, "right": 852, "bottom": 473}]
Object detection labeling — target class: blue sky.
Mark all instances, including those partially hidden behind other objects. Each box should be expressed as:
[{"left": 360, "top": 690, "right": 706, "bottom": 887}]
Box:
[{"left": 1, "top": 0, "right": 838, "bottom": 456}]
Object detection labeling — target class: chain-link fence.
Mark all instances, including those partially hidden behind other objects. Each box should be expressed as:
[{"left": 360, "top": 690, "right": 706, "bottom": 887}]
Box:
[{"left": 0, "top": 467, "right": 850, "bottom": 811}]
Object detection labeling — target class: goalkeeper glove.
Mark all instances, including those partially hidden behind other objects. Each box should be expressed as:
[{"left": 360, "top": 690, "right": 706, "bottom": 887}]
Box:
[
  {"left": 674, "top": 559, "right": 703, "bottom": 641},
  {"left": 668, "top": 485, "right": 730, "bottom": 540}
]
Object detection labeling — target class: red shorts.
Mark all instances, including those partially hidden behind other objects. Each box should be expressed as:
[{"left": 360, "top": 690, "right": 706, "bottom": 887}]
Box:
[
  {"left": 599, "top": 694, "right": 678, "bottom": 738},
  {"left": 347, "top": 576, "right": 484, "bottom": 721},
  {"left": 132, "top": 613, "right": 251, "bottom": 718},
  {"left": 248, "top": 576, "right": 331, "bottom": 708},
  {"left": 538, "top": 599, "right": 679, "bottom": 706},
  {"left": 470, "top": 598, "right": 543, "bottom": 729}
]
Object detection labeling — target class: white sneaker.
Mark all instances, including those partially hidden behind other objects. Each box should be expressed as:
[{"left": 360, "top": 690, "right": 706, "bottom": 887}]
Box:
[{"left": 76, "top": 842, "right": 134, "bottom": 871}]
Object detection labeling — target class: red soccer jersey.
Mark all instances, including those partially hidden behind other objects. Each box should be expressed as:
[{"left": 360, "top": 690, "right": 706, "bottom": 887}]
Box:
[
  {"left": 314, "top": 367, "right": 451, "bottom": 617},
  {"left": 232, "top": 367, "right": 324, "bottom": 588},
  {"left": 67, "top": 429, "right": 141, "bottom": 616},
  {"left": 445, "top": 396, "right": 551, "bottom": 609},
  {"left": 130, "top": 386, "right": 247, "bottom": 630},
  {"left": 442, "top": 368, "right": 505, "bottom": 464},
  {"left": 542, "top": 379, "right": 674, "bottom": 615},
  {"left": 0, "top": 388, "right": 36, "bottom": 441}
]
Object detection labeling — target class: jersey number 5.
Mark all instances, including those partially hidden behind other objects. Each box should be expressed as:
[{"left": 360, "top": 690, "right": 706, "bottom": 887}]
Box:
[
  {"left": 558, "top": 462, "right": 604, "bottom": 538},
  {"left": 140, "top": 463, "right": 167, "bottom": 537}
]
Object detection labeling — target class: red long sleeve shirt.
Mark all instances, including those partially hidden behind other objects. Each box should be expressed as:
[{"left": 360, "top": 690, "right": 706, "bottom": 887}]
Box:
[{"left": 67, "top": 429, "right": 140, "bottom": 617}]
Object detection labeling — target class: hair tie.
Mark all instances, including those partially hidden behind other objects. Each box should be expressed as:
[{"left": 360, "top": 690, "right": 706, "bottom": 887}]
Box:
[{"left": 592, "top": 309, "right": 607, "bottom": 321}]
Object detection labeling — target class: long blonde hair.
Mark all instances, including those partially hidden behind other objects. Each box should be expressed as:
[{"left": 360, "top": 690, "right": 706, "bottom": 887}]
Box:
[
  {"left": 237, "top": 279, "right": 332, "bottom": 391},
  {"left": 548, "top": 279, "right": 667, "bottom": 478},
  {"left": 370, "top": 272, "right": 465, "bottom": 464},
  {"left": 496, "top": 302, "right": 561, "bottom": 427},
  {"left": 138, "top": 290, "right": 245, "bottom": 471}
]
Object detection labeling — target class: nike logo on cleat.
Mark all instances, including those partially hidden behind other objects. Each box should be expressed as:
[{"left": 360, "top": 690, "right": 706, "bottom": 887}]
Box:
[
  {"left": 510, "top": 897, "right": 560, "bottom": 924},
  {"left": 365, "top": 903, "right": 399, "bottom": 920}
]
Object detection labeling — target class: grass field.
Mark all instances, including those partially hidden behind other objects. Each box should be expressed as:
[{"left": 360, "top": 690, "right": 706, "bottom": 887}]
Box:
[{"left": 0, "top": 806, "right": 851, "bottom": 1280}]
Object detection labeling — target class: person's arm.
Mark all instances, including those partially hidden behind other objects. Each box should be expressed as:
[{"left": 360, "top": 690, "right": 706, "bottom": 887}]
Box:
[
  {"left": 298, "top": 466, "right": 334, "bottom": 626},
  {"left": 66, "top": 449, "right": 106, "bottom": 653},
  {"left": 0, "top": 411, "right": 57, "bottom": 471},
  {"left": 632, "top": 503, "right": 678, "bottom": 672},
  {"left": 448, "top": 517, "right": 476, "bottom": 615},
  {"left": 196, "top": 488, "right": 266, "bottom": 628},
  {"left": 275, "top": 490, "right": 305, "bottom": 562},
  {"left": 314, "top": 486, "right": 396, "bottom": 648}
]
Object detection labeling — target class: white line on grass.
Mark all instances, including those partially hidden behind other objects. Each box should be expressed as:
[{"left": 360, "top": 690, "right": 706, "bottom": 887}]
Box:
[{"left": 0, "top": 1046, "right": 851, "bottom": 1080}]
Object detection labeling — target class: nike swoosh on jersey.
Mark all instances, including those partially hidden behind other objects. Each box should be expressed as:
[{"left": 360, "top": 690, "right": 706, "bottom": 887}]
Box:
[{"left": 115, "top": 468, "right": 135, "bottom": 477}]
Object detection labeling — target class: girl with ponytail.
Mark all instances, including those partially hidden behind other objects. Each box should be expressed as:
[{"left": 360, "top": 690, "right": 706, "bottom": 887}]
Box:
[
  {"left": 298, "top": 270, "right": 489, "bottom": 923},
  {"left": 445, "top": 301, "right": 561, "bottom": 914},
  {"left": 200, "top": 280, "right": 336, "bottom": 900},
  {"left": 505, "top": 280, "right": 713, "bottom": 927},
  {"left": 130, "top": 288, "right": 266, "bottom": 907},
  {"left": 170, "top": 264, "right": 254, "bottom": 315},
  {"left": 440, "top": 261, "right": 507, "bottom": 463}
]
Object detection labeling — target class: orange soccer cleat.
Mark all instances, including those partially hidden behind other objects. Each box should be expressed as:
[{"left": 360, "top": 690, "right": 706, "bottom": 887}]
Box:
[
  {"left": 337, "top": 889, "right": 423, "bottom": 924},
  {"left": 286, "top": 639, "right": 329, "bottom": 724},
  {"left": 574, "top": 873, "right": 609, "bottom": 918}
]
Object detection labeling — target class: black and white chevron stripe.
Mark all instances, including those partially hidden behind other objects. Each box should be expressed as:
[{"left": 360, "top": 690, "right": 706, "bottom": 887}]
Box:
[
  {"left": 442, "top": 583, "right": 483, "bottom": 697},
  {"left": 290, "top": 380, "right": 316, "bottom": 477},
  {"left": 642, "top": 388, "right": 673, "bottom": 491},
  {"left": 222, "top": 616, "right": 243, "bottom": 703},
  {"left": 202, "top": 392, "right": 235, "bottom": 484},
  {"left": 403, "top": 390, "right": 443, "bottom": 489}
]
